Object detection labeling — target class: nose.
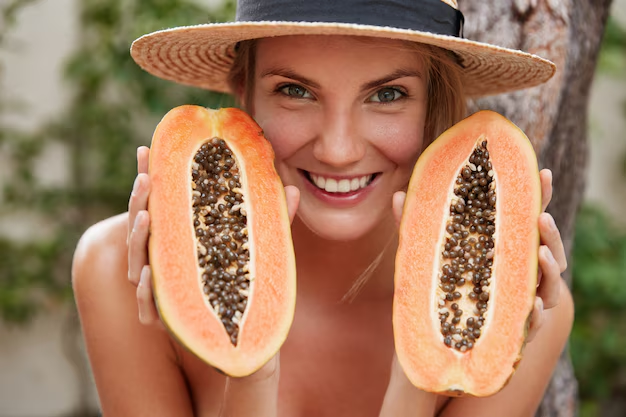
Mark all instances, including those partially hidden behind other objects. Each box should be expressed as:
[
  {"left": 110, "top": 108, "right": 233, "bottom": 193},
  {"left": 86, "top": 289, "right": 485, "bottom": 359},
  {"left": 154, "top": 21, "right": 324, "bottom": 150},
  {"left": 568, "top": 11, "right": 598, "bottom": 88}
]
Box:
[{"left": 312, "top": 107, "right": 366, "bottom": 167}]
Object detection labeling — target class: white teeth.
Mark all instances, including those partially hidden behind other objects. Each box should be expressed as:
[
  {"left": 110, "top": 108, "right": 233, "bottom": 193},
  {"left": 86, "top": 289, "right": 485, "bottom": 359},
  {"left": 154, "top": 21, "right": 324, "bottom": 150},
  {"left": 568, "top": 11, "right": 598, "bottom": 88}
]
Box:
[
  {"left": 312, "top": 174, "right": 326, "bottom": 189},
  {"left": 310, "top": 173, "right": 373, "bottom": 193},
  {"left": 324, "top": 178, "right": 338, "bottom": 192},
  {"left": 337, "top": 179, "right": 351, "bottom": 193}
]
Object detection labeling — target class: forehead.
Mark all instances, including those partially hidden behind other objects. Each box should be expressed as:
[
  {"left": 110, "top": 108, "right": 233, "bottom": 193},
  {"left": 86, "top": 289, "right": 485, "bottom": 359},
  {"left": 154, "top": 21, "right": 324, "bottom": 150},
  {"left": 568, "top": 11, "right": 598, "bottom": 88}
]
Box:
[{"left": 255, "top": 35, "right": 425, "bottom": 73}]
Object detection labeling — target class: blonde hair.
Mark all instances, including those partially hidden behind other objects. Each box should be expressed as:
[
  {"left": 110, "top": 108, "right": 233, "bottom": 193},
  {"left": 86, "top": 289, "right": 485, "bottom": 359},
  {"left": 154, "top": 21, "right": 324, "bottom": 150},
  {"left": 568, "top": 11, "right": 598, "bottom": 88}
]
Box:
[
  {"left": 228, "top": 40, "right": 257, "bottom": 113},
  {"left": 227, "top": 37, "right": 467, "bottom": 301},
  {"left": 412, "top": 42, "right": 467, "bottom": 147}
]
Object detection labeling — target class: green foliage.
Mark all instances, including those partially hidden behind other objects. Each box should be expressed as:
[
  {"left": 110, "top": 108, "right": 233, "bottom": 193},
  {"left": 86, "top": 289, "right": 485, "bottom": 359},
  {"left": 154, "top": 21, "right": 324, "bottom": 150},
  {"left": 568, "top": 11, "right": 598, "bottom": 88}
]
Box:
[
  {"left": 0, "top": 0, "right": 235, "bottom": 323},
  {"left": 0, "top": 0, "right": 37, "bottom": 44},
  {"left": 571, "top": 204, "right": 626, "bottom": 414},
  {"left": 598, "top": 16, "right": 626, "bottom": 76},
  {"left": 603, "top": 15, "right": 626, "bottom": 49},
  {"left": 2, "top": 3, "right": 626, "bottom": 415}
]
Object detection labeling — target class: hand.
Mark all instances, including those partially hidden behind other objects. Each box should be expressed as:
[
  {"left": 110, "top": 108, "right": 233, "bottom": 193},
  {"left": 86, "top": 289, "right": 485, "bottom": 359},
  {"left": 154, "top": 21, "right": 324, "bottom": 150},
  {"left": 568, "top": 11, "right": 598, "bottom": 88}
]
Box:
[
  {"left": 375, "top": 192, "right": 443, "bottom": 417},
  {"left": 390, "top": 169, "right": 567, "bottom": 346},
  {"left": 127, "top": 146, "right": 157, "bottom": 325},
  {"left": 526, "top": 169, "right": 567, "bottom": 343},
  {"left": 379, "top": 353, "right": 438, "bottom": 417},
  {"left": 127, "top": 146, "right": 300, "bottom": 417},
  {"left": 219, "top": 178, "right": 299, "bottom": 417},
  {"left": 220, "top": 353, "right": 282, "bottom": 417},
  {"left": 127, "top": 146, "right": 301, "bottom": 326},
  {"left": 381, "top": 168, "right": 568, "bottom": 414}
]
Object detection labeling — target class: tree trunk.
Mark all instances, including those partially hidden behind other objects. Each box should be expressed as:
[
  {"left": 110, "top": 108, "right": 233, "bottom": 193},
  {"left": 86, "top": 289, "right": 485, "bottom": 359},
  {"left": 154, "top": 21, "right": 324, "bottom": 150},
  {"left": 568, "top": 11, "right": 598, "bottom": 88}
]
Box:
[{"left": 458, "top": 0, "right": 613, "bottom": 415}]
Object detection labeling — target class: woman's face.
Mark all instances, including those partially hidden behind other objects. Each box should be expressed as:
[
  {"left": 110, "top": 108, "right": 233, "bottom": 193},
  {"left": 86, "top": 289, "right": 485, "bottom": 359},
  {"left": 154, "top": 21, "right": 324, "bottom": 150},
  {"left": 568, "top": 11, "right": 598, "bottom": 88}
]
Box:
[{"left": 251, "top": 35, "right": 428, "bottom": 241}]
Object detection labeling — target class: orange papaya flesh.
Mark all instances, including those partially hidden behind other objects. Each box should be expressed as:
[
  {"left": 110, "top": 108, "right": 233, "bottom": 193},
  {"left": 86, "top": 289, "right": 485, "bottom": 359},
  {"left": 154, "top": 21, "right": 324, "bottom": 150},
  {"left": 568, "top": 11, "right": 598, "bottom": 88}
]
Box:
[
  {"left": 394, "top": 110, "right": 540, "bottom": 397},
  {"left": 148, "top": 105, "right": 296, "bottom": 377}
]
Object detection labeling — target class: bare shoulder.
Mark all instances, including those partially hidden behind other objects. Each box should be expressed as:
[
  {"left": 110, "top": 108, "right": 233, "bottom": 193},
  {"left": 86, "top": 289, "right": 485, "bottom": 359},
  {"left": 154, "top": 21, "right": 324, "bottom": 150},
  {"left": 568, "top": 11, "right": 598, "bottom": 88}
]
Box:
[
  {"left": 72, "top": 214, "right": 201, "bottom": 415},
  {"left": 73, "top": 213, "right": 129, "bottom": 277},
  {"left": 72, "top": 213, "right": 130, "bottom": 307}
]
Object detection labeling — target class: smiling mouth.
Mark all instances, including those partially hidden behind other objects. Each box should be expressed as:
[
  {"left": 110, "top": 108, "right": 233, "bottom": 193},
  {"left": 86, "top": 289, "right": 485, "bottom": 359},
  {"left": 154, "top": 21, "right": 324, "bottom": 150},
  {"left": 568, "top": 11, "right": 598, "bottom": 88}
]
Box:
[{"left": 302, "top": 170, "right": 379, "bottom": 193}]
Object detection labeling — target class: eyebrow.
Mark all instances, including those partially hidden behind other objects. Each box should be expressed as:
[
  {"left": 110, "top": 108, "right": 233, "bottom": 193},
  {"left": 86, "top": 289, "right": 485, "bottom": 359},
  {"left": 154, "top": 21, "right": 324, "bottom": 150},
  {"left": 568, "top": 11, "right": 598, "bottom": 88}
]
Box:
[
  {"left": 260, "top": 67, "right": 321, "bottom": 89},
  {"left": 361, "top": 69, "right": 423, "bottom": 91},
  {"left": 260, "top": 67, "right": 423, "bottom": 92}
]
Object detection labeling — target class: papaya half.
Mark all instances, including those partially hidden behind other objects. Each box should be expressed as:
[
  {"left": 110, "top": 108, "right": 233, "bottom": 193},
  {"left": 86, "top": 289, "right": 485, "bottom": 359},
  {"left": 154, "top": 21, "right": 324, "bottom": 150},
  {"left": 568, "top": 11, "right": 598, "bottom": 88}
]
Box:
[
  {"left": 394, "top": 110, "right": 541, "bottom": 397},
  {"left": 148, "top": 105, "right": 296, "bottom": 377}
]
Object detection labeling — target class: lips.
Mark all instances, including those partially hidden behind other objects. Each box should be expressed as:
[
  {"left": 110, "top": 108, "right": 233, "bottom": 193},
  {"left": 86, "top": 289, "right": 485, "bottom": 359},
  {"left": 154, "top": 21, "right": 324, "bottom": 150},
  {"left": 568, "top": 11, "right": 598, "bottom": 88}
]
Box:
[{"left": 304, "top": 171, "right": 376, "bottom": 193}]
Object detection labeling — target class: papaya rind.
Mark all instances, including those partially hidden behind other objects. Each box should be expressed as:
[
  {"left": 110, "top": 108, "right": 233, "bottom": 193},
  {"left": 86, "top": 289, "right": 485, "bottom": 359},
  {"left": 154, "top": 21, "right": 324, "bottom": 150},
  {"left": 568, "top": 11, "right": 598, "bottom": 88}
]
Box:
[
  {"left": 148, "top": 105, "right": 296, "bottom": 377},
  {"left": 393, "top": 110, "right": 541, "bottom": 397}
]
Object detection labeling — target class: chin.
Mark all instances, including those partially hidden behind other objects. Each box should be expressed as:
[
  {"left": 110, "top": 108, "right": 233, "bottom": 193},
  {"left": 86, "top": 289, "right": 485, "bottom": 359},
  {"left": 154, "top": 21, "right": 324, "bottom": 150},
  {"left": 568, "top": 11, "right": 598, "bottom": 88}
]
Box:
[{"left": 296, "top": 209, "right": 387, "bottom": 242}]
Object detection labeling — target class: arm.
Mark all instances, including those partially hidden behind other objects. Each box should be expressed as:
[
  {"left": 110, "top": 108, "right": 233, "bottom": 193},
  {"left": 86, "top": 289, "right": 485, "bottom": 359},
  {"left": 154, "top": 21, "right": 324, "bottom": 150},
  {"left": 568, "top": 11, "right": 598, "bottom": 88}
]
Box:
[
  {"left": 378, "top": 280, "right": 573, "bottom": 417},
  {"left": 435, "top": 170, "right": 572, "bottom": 415},
  {"left": 380, "top": 169, "right": 571, "bottom": 417},
  {"left": 119, "top": 146, "right": 300, "bottom": 417},
  {"left": 440, "top": 279, "right": 574, "bottom": 417},
  {"left": 72, "top": 214, "right": 195, "bottom": 417},
  {"left": 438, "top": 169, "right": 573, "bottom": 415}
]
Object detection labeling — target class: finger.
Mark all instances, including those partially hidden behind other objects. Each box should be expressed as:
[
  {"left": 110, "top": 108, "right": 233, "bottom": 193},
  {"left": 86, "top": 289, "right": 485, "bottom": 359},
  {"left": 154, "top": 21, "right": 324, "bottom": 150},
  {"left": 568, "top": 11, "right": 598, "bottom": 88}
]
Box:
[
  {"left": 137, "top": 146, "right": 150, "bottom": 175},
  {"left": 127, "top": 146, "right": 151, "bottom": 244},
  {"left": 537, "top": 245, "right": 562, "bottom": 310},
  {"left": 284, "top": 185, "right": 300, "bottom": 224},
  {"left": 539, "top": 212, "right": 567, "bottom": 273},
  {"left": 392, "top": 191, "right": 407, "bottom": 229},
  {"left": 536, "top": 264, "right": 543, "bottom": 289},
  {"left": 137, "top": 265, "right": 160, "bottom": 326},
  {"left": 221, "top": 354, "right": 280, "bottom": 417},
  {"left": 540, "top": 169, "right": 553, "bottom": 212},
  {"left": 526, "top": 297, "right": 544, "bottom": 344},
  {"left": 379, "top": 354, "right": 436, "bottom": 417},
  {"left": 127, "top": 173, "right": 150, "bottom": 243},
  {"left": 128, "top": 210, "right": 150, "bottom": 286}
]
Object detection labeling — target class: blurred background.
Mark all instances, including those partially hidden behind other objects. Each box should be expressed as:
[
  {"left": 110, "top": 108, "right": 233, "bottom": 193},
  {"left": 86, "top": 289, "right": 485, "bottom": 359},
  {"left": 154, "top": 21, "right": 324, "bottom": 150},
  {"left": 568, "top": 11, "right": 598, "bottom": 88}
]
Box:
[{"left": 0, "top": 0, "right": 625, "bottom": 416}]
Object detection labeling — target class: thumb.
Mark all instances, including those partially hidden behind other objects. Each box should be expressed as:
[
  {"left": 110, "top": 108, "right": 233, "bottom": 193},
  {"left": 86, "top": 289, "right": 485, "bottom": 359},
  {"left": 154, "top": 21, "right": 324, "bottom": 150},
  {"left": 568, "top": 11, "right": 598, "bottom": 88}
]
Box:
[
  {"left": 284, "top": 185, "right": 300, "bottom": 224},
  {"left": 379, "top": 354, "right": 436, "bottom": 417},
  {"left": 526, "top": 297, "right": 544, "bottom": 344},
  {"left": 220, "top": 353, "right": 280, "bottom": 417},
  {"left": 392, "top": 191, "right": 407, "bottom": 229}
]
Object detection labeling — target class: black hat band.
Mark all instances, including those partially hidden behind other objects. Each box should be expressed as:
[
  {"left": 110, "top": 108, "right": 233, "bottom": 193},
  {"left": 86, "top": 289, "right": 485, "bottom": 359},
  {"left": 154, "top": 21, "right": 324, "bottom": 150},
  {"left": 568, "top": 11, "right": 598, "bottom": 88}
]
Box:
[{"left": 236, "top": 0, "right": 464, "bottom": 38}]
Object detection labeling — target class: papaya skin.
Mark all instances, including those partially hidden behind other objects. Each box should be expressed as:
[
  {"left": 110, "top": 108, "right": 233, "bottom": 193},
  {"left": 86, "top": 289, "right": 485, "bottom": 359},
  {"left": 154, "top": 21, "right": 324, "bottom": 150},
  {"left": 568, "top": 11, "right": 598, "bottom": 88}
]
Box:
[
  {"left": 393, "top": 110, "right": 541, "bottom": 397},
  {"left": 148, "top": 105, "right": 296, "bottom": 377}
]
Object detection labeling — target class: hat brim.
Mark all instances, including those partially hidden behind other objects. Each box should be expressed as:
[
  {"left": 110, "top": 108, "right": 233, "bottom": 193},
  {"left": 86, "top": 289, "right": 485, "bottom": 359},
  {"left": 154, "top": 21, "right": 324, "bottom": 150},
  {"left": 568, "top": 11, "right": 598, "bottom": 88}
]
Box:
[{"left": 130, "top": 21, "right": 556, "bottom": 97}]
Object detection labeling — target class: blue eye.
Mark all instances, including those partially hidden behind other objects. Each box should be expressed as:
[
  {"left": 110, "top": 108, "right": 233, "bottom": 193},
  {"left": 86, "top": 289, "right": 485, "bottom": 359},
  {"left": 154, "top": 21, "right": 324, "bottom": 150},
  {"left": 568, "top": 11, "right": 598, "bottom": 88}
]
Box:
[
  {"left": 370, "top": 87, "right": 404, "bottom": 103},
  {"left": 279, "top": 84, "right": 312, "bottom": 98}
]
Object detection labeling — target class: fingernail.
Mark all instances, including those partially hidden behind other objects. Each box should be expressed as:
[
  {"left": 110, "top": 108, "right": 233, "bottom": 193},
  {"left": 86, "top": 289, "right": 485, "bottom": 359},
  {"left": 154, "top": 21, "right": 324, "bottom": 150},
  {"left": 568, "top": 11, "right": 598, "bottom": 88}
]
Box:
[
  {"left": 548, "top": 215, "right": 556, "bottom": 230},
  {"left": 133, "top": 211, "right": 144, "bottom": 230},
  {"left": 545, "top": 247, "right": 556, "bottom": 264},
  {"left": 139, "top": 265, "right": 150, "bottom": 287},
  {"left": 132, "top": 175, "right": 141, "bottom": 194}
]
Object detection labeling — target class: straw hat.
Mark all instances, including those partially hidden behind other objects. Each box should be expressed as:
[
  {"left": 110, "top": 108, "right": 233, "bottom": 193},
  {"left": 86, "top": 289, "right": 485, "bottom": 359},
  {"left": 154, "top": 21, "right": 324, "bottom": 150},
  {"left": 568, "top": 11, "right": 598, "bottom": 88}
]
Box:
[{"left": 130, "top": 0, "right": 556, "bottom": 97}]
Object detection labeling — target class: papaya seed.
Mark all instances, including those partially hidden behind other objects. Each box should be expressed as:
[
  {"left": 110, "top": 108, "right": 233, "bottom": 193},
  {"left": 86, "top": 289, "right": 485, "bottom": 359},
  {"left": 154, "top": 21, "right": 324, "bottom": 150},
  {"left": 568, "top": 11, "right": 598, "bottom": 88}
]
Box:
[
  {"left": 438, "top": 141, "right": 496, "bottom": 352},
  {"left": 191, "top": 138, "right": 252, "bottom": 346}
]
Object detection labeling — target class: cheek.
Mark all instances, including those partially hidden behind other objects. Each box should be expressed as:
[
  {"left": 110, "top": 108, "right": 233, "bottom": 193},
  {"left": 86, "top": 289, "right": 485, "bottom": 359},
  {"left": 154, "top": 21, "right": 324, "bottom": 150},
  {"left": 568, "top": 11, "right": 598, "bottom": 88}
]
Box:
[
  {"left": 363, "top": 113, "right": 425, "bottom": 167},
  {"left": 252, "top": 105, "right": 318, "bottom": 162}
]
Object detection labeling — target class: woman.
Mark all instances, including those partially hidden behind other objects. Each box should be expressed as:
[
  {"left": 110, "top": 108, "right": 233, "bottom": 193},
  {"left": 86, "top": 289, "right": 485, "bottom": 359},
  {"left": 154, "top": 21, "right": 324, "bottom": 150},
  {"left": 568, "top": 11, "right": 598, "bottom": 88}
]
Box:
[{"left": 72, "top": 0, "right": 573, "bottom": 415}]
